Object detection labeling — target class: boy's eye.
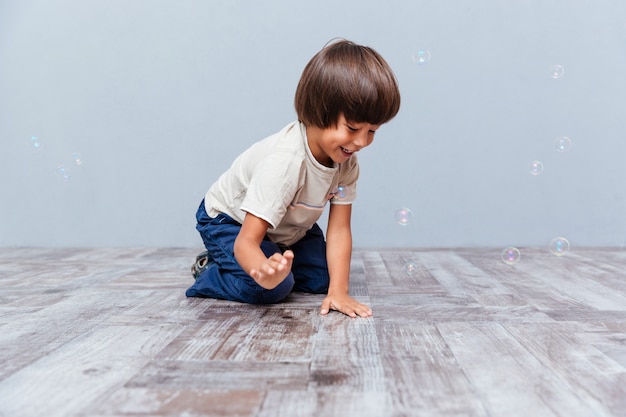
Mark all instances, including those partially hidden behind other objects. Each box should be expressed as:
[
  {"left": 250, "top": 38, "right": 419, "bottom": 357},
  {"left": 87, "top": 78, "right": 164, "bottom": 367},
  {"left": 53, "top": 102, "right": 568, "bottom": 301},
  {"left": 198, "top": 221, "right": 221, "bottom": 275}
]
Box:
[{"left": 347, "top": 125, "right": 358, "bottom": 132}]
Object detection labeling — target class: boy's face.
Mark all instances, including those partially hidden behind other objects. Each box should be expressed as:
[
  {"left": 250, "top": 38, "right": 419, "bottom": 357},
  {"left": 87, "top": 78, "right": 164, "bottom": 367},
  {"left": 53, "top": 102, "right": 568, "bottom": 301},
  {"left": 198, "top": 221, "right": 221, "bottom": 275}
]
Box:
[{"left": 306, "top": 113, "right": 380, "bottom": 167}]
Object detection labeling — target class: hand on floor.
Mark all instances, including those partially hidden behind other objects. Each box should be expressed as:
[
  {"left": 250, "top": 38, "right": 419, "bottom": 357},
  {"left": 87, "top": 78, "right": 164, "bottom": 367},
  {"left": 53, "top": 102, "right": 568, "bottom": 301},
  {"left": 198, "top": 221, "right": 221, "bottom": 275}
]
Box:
[{"left": 320, "top": 293, "right": 373, "bottom": 318}]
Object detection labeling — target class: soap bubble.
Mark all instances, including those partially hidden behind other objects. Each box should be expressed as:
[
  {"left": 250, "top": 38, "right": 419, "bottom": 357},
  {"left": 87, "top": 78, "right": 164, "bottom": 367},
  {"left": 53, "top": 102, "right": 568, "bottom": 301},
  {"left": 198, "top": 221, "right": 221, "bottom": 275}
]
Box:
[
  {"left": 501, "top": 247, "right": 521, "bottom": 265},
  {"left": 555, "top": 136, "right": 571, "bottom": 153},
  {"left": 333, "top": 185, "right": 350, "bottom": 201},
  {"left": 550, "top": 64, "right": 564, "bottom": 79},
  {"left": 30, "top": 136, "right": 41, "bottom": 148},
  {"left": 72, "top": 152, "right": 83, "bottom": 165},
  {"left": 549, "top": 237, "right": 570, "bottom": 256},
  {"left": 405, "top": 261, "right": 418, "bottom": 276},
  {"left": 56, "top": 165, "right": 70, "bottom": 181},
  {"left": 394, "top": 207, "right": 413, "bottom": 226},
  {"left": 412, "top": 49, "right": 431, "bottom": 65},
  {"left": 529, "top": 160, "right": 544, "bottom": 176}
]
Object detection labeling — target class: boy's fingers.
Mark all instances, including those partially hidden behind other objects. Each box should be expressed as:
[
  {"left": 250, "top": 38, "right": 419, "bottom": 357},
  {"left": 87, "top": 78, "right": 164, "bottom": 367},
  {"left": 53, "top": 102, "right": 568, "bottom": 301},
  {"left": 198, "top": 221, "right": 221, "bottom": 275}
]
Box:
[
  {"left": 278, "top": 251, "right": 294, "bottom": 263},
  {"left": 340, "top": 301, "right": 371, "bottom": 318},
  {"left": 320, "top": 299, "right": 331, "bottom": 315},
  {"left": 260, "top": 263, "right": 275, "bottom": 275},
  {"left": 355, "top": 304, "right": 373, "bottom": 317},
  {"left": 342, "top": 306, "right": 357, "bottom": 318}
]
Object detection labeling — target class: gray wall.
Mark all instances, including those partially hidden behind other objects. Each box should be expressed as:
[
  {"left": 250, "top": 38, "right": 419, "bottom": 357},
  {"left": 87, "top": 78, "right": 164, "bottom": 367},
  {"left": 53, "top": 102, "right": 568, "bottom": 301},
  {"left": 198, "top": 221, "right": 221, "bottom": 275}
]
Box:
[{"left": 1, "top": 0, "right": 625, "bottom": 248}]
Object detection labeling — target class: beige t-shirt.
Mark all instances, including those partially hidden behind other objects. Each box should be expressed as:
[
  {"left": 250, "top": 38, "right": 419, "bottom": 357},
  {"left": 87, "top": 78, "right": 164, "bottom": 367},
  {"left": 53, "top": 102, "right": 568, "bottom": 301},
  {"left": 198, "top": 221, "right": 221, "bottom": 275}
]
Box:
[{"left": 204, "top": 121, "right": 359, "bottom": 246}]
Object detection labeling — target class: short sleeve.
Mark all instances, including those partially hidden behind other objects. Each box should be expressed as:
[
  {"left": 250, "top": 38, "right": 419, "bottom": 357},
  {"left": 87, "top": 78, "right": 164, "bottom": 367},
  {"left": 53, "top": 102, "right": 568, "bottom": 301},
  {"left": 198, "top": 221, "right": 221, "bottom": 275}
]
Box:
[{"left": 330, "top": 155, "right": 360, "bottom": 205}]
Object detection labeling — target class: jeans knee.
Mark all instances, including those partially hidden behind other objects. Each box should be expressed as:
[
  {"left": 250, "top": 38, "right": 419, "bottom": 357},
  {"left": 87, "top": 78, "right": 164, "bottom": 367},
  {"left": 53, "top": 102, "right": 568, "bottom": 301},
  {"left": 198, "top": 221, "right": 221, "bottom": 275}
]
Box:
[
  {"left": 294, "top": 272, "right": 329, "bottom": 294},
  {"left": 256, "top": 273, "right": 295, "bottom": 304}
]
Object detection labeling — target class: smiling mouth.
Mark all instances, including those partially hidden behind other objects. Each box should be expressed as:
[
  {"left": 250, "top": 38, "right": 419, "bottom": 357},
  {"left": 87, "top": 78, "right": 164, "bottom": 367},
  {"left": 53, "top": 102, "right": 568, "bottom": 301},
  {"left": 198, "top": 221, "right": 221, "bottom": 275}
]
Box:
[{"left": 341, "top": 147, "right": 355, "bottom": 155}]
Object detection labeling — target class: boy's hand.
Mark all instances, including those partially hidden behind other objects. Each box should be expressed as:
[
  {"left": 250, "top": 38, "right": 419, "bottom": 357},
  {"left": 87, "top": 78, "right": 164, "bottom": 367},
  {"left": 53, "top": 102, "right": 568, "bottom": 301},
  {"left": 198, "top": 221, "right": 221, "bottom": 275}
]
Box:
[
  {"left": 320, "top": 293, "right": 373, "bottom": 318},
  {"left": 249, "top": 250, "right": 294, "bottom": 288}
]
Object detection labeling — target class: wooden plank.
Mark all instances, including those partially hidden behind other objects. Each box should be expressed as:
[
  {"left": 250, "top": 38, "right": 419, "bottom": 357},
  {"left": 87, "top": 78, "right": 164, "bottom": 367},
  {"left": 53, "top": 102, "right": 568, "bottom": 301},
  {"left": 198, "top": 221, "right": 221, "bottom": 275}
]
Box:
[
  {"left": 574, "top": 320, "right": 626, "bottom": 368},
  {"left": 0, "top": 323, "right": 183, "bottom": 417},
  {"left": 378, "top": 250, "right": 448, "bottom": 294},
  {"left": 126, "top": 360, "right": 310, "bottom": 391},
  {"left": 0, "top": 287, "right": 156, "bottom": 381},
  {"left": 360, "top": 251, "right": 397, "bottom": 291},
  {"left": 308, "top": 313, "right": 385, "bottom": 392},
  {"left": 503, "top": 322, "right": 626, "bottom": 415},
  {"left": 438, "top": 322, "right": 602, "bottom": 417},
  {"left": 106, "top": 289, "right": 211, "bottom": 325},
  {"left": 257, "top": 391, "right": 391, "bottom": 417},
  {"left": 408, "top": 251, "right": 510, "bottom": 298},
  {"left": 527, "top": 256, "right": 626, "bottom": 311},
  {"left": 361, "top": 250, "right": 447, "bottom": 295},
  {"left": 462, "top": 249, "right": 598, "bottom": 311},
  {"left": 159, "top": 306, "right": 318, "bottom": 362},
  {"left": 376, "top": 321, "right": 490, "bottom": 416},
  {"left": 371, "top": 293, "right": 552, "bottom": 324},
  {"left": 91, "top": 387, "right": 264, "bottom": 417},
  {"left": 347, "top": 254, "right": 370, "bottom": 297},
  {"left": 546, "top": 309, "right": 626, "bottom": 322},
  {"left": 566, "top": 250, "right": 626, "bottom": 292}
]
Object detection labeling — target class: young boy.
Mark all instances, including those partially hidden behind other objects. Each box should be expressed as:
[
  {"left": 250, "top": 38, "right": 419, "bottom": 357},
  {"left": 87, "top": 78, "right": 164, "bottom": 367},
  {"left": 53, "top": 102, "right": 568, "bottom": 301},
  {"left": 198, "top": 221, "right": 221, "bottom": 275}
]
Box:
[{"left": 186, "top": 39, "right": 400, "bottom": 318}]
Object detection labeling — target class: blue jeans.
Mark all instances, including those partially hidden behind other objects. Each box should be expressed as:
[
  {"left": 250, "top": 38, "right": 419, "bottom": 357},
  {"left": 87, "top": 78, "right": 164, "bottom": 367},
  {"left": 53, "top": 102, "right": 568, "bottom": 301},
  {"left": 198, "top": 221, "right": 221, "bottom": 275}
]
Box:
[{"left": 185, "top": 200, "right": 330, "bottom": 304}]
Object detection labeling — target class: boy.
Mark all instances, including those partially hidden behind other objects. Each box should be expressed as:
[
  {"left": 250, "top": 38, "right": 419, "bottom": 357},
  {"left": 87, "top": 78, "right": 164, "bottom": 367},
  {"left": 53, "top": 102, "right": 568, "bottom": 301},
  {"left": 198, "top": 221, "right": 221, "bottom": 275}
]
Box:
[{"left": 186, "top": 39, "right": 400, "bottom": 318}]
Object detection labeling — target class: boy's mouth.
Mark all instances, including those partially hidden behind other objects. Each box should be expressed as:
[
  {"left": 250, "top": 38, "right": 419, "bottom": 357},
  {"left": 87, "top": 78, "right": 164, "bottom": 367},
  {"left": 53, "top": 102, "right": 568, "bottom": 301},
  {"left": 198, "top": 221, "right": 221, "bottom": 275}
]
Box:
[{"left": 341, "top": 147, "right": 355, "bottom": 156}]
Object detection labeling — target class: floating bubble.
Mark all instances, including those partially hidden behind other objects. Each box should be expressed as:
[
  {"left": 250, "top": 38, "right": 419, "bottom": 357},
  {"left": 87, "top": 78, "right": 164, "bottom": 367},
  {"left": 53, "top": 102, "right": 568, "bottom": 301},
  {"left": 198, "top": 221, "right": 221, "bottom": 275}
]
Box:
[
  {"left": 554, "top": 136, "right": 571, "bottom": 153},
  {"left": 56, "top": 165, "right": 70, "bottom": 181},
  {"left": 394, "top": 207, "right": 413, "bottom": 226},
  {"left": 501, "top": 247, "right": 521, "bottom": 265},
  {"left": 412, "top": 49, "right": 431, "bottom": 65},
  {"left": 405, "top": 261, "right": 418, "bottom": 276},
  {"left": 333, "top": 185, "right": 350, "bottom": 201},
  {"left": 30, "top": 136, "right": 41, "bottom": 148},
  {"left": 550, "top": 64, "right": 564, "bottom": 79},
  {"left": 549, "top": 237, "right": 570, "bottom": 256},
  {"left": 529, "top": 160, "right": 544, "bottom": 176},
  {"left": 72, "top": 152, "right": 83, "bottom": 165}
]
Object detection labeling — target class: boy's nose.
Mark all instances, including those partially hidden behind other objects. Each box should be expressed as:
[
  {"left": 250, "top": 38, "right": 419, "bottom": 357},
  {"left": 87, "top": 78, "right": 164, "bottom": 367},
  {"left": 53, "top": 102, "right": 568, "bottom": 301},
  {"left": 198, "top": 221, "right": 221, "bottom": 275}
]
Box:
[{"left": 353, "top": 131, "right": 370, "bottom": 149}]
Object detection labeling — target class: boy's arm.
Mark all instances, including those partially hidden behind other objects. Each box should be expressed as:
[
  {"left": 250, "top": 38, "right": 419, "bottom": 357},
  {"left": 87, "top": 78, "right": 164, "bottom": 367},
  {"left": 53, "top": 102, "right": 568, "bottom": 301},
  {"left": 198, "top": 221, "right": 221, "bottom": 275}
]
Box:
[
  {"left": 234, "top": 212, "right": 294, "bottom": 289},
  {"left": 320, "top": 203, "right": 373, "bottom": 318}
]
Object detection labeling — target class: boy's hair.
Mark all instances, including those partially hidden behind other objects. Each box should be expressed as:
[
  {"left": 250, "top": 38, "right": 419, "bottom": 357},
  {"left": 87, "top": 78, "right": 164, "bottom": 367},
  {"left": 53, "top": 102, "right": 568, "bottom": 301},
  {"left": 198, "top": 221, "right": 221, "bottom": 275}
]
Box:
[{"left": 295, "top": 39, "right": 401, "bottom": 128}]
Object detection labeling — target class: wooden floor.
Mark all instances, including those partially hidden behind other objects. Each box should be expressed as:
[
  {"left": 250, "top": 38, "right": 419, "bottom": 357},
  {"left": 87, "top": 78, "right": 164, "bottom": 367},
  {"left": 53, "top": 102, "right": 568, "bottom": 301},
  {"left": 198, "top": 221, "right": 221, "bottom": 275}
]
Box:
[{"left": 0, "top": 247, "right": 624, "bottom": 417}]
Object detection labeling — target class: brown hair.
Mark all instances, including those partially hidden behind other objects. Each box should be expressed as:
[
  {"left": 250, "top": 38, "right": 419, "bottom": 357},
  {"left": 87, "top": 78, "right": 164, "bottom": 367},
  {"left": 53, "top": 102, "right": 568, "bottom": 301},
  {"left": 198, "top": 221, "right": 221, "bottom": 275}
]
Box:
[{"left": 295, "top": 39, "right": 401, "bottom": 128}]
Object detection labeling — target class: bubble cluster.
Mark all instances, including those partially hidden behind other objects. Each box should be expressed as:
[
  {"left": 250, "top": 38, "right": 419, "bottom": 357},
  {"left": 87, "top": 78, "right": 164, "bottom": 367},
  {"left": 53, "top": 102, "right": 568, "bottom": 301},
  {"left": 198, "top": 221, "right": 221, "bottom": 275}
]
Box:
[
  {"left": 481, "top": 63, "right": 574, "bottom": 266},
  {"left": 30, "top": 136, "right": 41, "bottom": 149},
  {"left": 412, "top": 49, "right": 431, "bottom": 65},
  {"left": 528, "top": 160, "right": 544, "bottom": 176},
  {"left": 550, "top": 64, "right": 564, "bottom": 79},
  {"left": 56, "top": 165, "right": 70, "bottom": 181},
  {"left": 554, "top": 136, "right": 571, "bottom": 153},
  {"left": 54, "top": 152, "right": 83, "bottom": 181},
  {"left": 394, "top": 207, "right": 413, "bottom": 226},
  {"left": 549, "top": 237, "right": 570, "bottom": 256},
  {"left": 501, "top": 247, "right": 521, "bottom": 265}
]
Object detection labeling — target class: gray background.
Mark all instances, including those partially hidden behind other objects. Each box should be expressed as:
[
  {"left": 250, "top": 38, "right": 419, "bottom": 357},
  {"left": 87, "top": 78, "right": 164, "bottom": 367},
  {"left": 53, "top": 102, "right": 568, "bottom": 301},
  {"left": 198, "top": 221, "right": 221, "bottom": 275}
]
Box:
[{"left": 1, "top": 0, "right": 625, "bottom": 249}]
